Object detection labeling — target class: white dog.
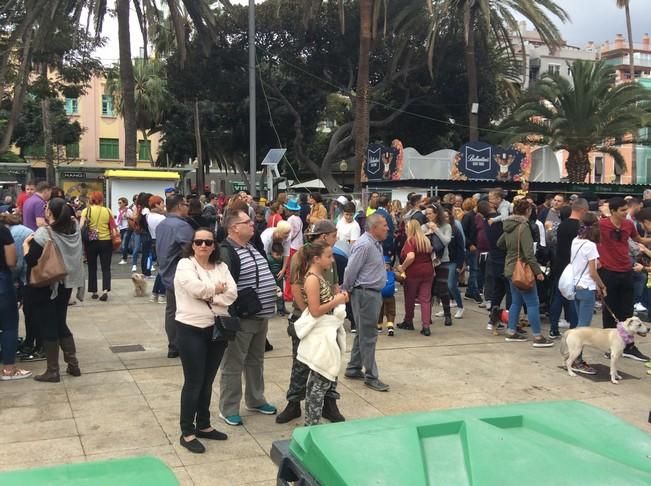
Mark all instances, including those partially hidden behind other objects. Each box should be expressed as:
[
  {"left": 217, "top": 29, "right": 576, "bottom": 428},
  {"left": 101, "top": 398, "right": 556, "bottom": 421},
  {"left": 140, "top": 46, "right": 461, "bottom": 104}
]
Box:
[
  {"left": 560, "top": 316, "right": 649, "bottom": 384},
  {"left": 131, "top": 273, "right": 147, "bottom": 297}
]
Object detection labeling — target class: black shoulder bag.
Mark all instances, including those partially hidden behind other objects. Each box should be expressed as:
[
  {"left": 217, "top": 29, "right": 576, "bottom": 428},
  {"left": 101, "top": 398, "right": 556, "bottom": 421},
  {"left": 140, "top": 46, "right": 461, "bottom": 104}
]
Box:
[
  {"left": 222, "top": 242, "right": 263, "bottom": 318},
  {"left": 191, "top": 259, "right": 240, "bottom": 341}
]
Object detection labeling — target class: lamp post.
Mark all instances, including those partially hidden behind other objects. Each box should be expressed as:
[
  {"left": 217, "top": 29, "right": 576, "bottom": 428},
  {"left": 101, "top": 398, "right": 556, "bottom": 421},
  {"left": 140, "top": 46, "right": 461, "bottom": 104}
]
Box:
[{"left": 339, "top": 159, "right": 348, "bottom": 189}]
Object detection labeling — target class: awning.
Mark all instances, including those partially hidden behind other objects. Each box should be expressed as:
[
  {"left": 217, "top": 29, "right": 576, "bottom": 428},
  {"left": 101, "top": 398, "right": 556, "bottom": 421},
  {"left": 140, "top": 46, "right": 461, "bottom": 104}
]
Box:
[{"left": 104, "top": 170, "right": 180, "bottom": 180}]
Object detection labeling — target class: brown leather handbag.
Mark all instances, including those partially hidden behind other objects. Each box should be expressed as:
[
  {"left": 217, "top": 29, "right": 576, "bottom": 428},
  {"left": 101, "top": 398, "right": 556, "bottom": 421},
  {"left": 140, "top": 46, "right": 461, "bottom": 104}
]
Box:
[
  {"left": 30, "top": 228, "right": 67, "bottom": 288},
  {"left": 512, "top": 224, "right": 535, "bottom": 291}
]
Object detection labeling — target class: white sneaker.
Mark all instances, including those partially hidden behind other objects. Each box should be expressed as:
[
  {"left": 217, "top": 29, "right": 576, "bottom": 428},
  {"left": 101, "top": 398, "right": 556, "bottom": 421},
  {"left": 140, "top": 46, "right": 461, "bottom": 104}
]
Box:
[
  {"left": 131, "top": 265, "right": 137, "bottom": 272},
  {"left": 634, "top": 302, "right": 647, "bottom": 312},
  {"left": 454, "top": 308, "right": 464, "bottom": 319},
  {"left": 118, "top": 259, "right": 128, "bottom": 265},
  {"left": 158, "top": 296, "right": 167, "bottom": 304},
  {"left": 150, "top": 294, "right": 158, "bottom": 303},
  {"left": 435, "top": 310, "right": 445, "bottom": 317},
  {"left": 558, "top": 319, "right": 570, "bottom": 329},
  {"left": 450, "top": 302, "right": 458, "bottom": 308},
  {"left": 486, "top": 323, "right": 493, "bottom": 330}
]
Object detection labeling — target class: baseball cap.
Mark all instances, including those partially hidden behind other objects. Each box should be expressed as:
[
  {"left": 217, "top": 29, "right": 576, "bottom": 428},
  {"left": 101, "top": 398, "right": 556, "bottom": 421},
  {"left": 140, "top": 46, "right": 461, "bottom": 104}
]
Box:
[
  {"left": 164, "top": 187, "right": 176, "bottom": 194},
  {"left": 305, "top": 220, "right": 337, "bottom": 235}
]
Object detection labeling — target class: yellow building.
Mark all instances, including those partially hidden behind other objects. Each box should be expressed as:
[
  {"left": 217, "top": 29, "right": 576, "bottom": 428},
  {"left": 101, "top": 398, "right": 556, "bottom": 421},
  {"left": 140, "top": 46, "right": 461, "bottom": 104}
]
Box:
[{"left": 24, "top": 73, "right": 163, "bottom": 199}]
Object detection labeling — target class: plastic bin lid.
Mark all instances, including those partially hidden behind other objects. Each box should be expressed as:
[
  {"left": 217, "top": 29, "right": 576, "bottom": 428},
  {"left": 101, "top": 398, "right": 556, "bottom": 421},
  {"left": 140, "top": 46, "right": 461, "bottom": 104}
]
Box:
[{"left": 289, "top": 401, "right": 651, "bottom": 485}]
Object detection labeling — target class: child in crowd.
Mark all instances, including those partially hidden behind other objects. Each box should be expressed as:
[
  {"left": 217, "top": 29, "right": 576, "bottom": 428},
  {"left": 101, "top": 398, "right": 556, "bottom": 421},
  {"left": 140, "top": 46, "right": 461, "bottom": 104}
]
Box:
[
  {"left": 377, "top": 256, "right": 396, "bottom": 336},
  {"left": 294, "top": 240, "right": 348, "bottom": 425},
  {"left": 268, "top": 241, "right": 287, "bottom": 315}
]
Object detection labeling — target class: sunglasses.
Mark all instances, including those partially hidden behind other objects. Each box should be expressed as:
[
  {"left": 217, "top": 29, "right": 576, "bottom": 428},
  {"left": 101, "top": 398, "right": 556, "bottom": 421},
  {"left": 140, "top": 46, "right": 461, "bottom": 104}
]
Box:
[
  {"left": 193, "top": 239, "right": 214, "bottom": 247},
  {"left": 611, "top": 228, "right": 622, "bottom": 241}
]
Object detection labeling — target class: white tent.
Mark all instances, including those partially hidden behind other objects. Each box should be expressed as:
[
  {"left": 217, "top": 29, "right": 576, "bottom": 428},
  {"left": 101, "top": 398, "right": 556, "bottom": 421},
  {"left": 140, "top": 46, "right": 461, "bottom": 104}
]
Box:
[{"left": 290, "top": 178, "right": 326, "bottom": 189}]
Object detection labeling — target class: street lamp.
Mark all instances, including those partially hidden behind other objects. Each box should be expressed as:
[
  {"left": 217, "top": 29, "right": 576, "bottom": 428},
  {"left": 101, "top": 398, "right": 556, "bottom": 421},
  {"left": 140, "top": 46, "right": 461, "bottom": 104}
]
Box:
[{"left": 339, "top": 159, "right": 348, "bottom": 189}]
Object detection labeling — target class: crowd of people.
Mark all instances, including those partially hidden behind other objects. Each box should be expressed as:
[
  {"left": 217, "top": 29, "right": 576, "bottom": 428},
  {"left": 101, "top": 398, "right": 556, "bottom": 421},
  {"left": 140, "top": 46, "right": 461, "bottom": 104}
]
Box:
[{"left": 1, "top": 182, "right": 651, "bottom": 454}]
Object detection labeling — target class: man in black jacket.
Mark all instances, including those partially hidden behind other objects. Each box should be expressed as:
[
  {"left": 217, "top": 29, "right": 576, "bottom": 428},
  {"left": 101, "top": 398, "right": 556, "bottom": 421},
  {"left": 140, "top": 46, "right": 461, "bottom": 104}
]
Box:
[{"left": 461, "top": 202, "right": 481, "bottom": 303}]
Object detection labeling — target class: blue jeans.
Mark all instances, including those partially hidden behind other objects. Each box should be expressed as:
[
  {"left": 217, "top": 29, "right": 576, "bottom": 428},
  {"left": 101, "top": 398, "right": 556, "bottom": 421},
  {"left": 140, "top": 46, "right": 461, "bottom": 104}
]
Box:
[
  {"left": 0, "top": 271, "right": 19, "bottom": 366},
  {"left": 131, "top": 232, "right": 142, "bottom": 266},
  {"left": 549, "top": 287, "right": 578, "bottom": 333},
  {"left": 574, "top": 288, "right": 596, "bottom": 327},
  {"left": 153, "top": 274, "right": 166, "bottom": 295},
  {"left": 444, "top": 262, "right": 463, "bottom": 308},
  {"left": 507, "top": 280, "right": 542, "bottom": 336},
  {"left": 633, "top": 270, "right": 646, "bottom": 305},
  {"left": 465, "top": 250, "right": 479, "bottom": 298},
  {"left": 141, "top": 233, "right": 153, "bottom": 276},
  {"left": 121, "top": 229, "right": 133, "bottom": 259}
]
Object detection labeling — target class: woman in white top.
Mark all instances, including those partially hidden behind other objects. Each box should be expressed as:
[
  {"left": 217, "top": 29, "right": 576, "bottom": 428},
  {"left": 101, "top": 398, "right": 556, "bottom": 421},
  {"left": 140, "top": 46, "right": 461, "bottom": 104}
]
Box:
[
  {"left": 569, "top": 212, "right": 606, "bottom": 373},
  {"left": 145, "top": 196, "right": 167, "bottom": 300},
  {"left": 284, "top": 199, "right": 303, "bottom": 302},
  {"left": 336, "top": 202, "right": 361, "bottom": 245},
  {"left": 174, "top": 228, "right": 238, "bottom": 454}
]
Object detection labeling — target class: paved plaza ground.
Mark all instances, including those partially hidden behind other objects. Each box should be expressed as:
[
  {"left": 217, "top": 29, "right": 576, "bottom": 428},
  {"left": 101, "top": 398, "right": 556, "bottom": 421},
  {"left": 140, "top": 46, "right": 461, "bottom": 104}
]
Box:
[{"left": 2, "top": 277, "right": 650, "bottom": 485}]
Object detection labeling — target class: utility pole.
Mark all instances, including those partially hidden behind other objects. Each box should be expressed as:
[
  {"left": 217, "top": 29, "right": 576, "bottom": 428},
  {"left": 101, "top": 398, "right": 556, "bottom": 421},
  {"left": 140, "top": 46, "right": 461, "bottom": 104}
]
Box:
[
  {"left": 248, "top": 0, "right": 256, "bottom": 196},
  {"left": 194, "top": 98, "right": 204, "bottom": 196}
]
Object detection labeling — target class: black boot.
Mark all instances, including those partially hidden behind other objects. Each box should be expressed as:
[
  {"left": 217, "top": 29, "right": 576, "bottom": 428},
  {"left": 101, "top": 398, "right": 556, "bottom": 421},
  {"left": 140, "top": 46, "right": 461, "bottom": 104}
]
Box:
[
  {"left": 275, "top": 401, "right": 301, "bottom": 424},
  {"left": 60, "top": 336, "right": 81, "bottom": 377},
  {"left": 34, "top": 340, "right": 60, "bottom": 383},
  {"left": 265, "top": 339, "right": 274, "bottom": 352},
  {"left": 321, "top": 397, "right": 345, "bottom": 423}
]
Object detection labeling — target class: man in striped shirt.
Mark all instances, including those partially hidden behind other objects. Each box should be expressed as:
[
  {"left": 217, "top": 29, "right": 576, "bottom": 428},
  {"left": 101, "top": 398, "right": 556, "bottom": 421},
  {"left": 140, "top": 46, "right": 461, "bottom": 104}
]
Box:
[{"left": 218, "top": 209, "right": 278, "bottom": 426}]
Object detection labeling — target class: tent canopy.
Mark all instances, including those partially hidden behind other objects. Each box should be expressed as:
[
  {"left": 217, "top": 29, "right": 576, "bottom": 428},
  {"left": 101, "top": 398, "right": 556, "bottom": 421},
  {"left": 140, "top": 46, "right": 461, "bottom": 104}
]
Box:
[{"left": 290, "top": 178, "right": 325, "bottom": 189}]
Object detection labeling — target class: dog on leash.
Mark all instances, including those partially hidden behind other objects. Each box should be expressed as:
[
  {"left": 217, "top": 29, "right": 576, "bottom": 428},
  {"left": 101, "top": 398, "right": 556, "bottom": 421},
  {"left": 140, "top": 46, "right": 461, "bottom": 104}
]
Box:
[
  {"left": 131, "top": 273, "right": 147, "bottom": 297},
  {"left": 560, "top": 316, "right": 649, "bottom": 384}
]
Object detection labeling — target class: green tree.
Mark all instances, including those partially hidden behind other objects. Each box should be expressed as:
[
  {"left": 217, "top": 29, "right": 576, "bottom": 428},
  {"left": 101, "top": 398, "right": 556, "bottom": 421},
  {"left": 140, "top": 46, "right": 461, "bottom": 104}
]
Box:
[
  {"left": 429, "top": 0, "right": 568, "bottom": 142},
  {"left": 106, "top": 58, "right": 170, "bottom": 165},
  {"left": 500, "top": 60, "right": 651, "bottom": 182}
]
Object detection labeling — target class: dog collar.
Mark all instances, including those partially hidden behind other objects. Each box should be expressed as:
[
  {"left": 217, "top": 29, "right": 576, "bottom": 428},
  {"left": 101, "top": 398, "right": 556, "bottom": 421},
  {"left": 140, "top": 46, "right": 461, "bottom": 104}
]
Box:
[{"left": 616, "top": 322, "right": 635, "bottom": 345}]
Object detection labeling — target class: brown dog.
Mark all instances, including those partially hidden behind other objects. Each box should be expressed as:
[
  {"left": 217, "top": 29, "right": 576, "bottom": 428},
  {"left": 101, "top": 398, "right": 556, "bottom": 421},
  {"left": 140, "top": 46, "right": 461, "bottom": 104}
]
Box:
[{"left": 131, "top": 273, "right": 147, "bottom": 297}]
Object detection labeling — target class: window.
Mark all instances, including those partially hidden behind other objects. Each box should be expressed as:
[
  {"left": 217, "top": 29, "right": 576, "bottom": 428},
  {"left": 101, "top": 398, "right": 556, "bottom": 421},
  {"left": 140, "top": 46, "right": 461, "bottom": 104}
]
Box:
[
  {"left": 99, "top": 138, "right": 119, "bottom": 159},
  {"left": 101, "top": 95, "right": 114, "bottom": 116},
  {"left": 65, "top": 98, "right": 78, "bottom": 115},
  {"left": 138, "top": 139, "right": 151, "bottom": 161},
  {"left": 66, "top": 142, "right": 79, "bottom": 158},
  {"left": 23, "top": 145, "right": 44, "bottom": 157},
  {"left": 547, "top": 64, "right": 560, "bottom": 75}
]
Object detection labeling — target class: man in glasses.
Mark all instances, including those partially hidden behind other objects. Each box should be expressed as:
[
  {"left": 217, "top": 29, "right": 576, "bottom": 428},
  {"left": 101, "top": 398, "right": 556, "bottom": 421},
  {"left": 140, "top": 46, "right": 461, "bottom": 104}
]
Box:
[
  {"left": 598, "top": 196, "right": 651, "bottom": 362},
  {"left": 156, "top": 196, "right": 193, "bottom": 358},
  {"left": 218, "top": 209, "right": 278, "bottom": 426}
]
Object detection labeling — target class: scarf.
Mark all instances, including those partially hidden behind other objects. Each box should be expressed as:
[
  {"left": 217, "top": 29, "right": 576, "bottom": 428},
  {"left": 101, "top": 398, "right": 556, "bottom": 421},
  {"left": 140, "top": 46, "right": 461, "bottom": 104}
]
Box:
[
  {"left": 33, "top": 223, "right": 85, "bottom": 300},
  {"left": 616, "top": 322, "right": 635, "bottom": 345}
]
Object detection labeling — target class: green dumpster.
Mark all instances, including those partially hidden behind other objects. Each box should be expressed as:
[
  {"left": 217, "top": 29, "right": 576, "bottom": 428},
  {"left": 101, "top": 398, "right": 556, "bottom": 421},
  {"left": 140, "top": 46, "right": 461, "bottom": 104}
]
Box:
[
  {"left": 270, "top": 401, "right": 651, "bottom": 485},
  {"left": 0, "top": 456, "right": 179, "bottom": 486}
]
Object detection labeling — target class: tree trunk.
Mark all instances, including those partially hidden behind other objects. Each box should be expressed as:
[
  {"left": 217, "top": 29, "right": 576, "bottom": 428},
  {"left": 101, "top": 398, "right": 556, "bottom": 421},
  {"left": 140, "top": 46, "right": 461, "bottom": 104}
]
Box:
[
  {"left": 194, "top": 98, "right": 205, "bottom": 195},
  {"left": 464, "top": 2, "right": 479, "bottom": 142},
  {"left": 353, "top": 0, "right": 372, "bottom": 192},
  {"left": 117, "top": 0, "right": 137, "bottom": 167},
  {"left": 624, "top": 3, "right": 634, "bottom": 81},
  {"left": 0, "top": 32, "right": 33, "bottom": 153},
  {"left": 42, "top": 97, "right": 55, "bottom": 184},
  {"left": 624, "top": 2, "right": 636, "bottom": 181},
  {"left": 565, "top": 150, "right": 591, "bottom": 183}
]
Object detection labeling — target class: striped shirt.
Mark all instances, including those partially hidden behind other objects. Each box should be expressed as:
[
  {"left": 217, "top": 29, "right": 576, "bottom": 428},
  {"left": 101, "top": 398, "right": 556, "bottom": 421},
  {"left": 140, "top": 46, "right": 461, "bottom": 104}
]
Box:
[{"left": 230, "top": 240, "right": 277, "bottom": 317}]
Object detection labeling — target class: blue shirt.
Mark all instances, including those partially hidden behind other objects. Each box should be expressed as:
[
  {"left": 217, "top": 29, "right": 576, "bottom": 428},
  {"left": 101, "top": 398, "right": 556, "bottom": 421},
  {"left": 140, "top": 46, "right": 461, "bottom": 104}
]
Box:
[
  {"left": 156, "top": 215, "right": 194, "bottom": 289},
  {"left": 342, "top": 232, "right": 386, "bottom": 292},
  {"left": 9, "top": 224, "right": 32, "bottom": 283}
]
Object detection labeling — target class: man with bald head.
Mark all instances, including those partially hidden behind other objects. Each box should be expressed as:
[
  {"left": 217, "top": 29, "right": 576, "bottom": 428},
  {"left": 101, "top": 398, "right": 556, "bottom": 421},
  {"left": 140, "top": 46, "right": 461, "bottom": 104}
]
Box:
[{"left": 342, "top": 214, "right": 390, "bottom": 392}]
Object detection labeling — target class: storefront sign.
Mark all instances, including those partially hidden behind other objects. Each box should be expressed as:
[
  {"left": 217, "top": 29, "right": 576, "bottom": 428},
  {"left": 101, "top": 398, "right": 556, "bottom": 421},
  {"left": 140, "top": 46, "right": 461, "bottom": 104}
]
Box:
[{"left": 453, "top": 142, "right": 526, "bottom": 182}]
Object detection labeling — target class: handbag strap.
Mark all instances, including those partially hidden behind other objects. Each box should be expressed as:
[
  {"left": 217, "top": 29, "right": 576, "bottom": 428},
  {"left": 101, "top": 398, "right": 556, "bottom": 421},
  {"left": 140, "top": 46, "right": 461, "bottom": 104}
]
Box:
[
  {"left": 571, "top": 241, "right": 590, "bottom": 283},
  {"left": 190, "top": 258, "right": 217, "bottom": 316},
  {"left": 243, "top": 245, "right": 260, "bottom": 288},
  {"left": 516, "top": 223, "right": 522, "bottom": 260}
]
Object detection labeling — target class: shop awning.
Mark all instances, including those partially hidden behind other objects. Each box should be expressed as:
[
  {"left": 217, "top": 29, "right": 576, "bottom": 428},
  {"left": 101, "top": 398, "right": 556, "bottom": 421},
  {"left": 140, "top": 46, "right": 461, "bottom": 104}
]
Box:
[{"left": 104, "top": 170, "right": 180, "bottom": 180}]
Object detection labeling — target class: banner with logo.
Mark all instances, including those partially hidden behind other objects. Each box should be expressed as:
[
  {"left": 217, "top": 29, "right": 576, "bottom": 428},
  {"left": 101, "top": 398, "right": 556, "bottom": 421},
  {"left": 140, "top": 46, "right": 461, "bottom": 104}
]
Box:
[
  {"left": 363, "top": 142, "right": 401, "bottom": 182},
  {"left": 452, "top": 142, "right": 526, "bottom": 182}
]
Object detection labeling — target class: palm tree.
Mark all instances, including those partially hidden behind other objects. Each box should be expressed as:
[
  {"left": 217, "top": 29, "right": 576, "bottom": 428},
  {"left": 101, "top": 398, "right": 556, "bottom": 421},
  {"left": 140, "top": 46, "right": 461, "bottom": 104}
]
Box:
[
  {"left": 616, "top": 0, "right": 635, "bottom": 81},
  {"left": 430, "top": 0, "right": 569, "bottom": 142},
  {"left": 116, "top": 0, "right": 137, "bottom": 166},
  {"left": 106, "top": 59, "right": 170, "bottom": 165},
  {"left": 353, "top": 0, "right": 372, "bottom": 192},
  {"left": 500, "top": 60, "right": 651, "bottom": 182}
]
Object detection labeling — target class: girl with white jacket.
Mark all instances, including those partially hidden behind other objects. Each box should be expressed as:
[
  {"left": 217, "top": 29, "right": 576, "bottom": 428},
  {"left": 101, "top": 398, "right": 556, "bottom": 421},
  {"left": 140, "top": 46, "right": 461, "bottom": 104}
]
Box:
[{"left": 294, "top": 240, "right": 349, "bottom": 426}]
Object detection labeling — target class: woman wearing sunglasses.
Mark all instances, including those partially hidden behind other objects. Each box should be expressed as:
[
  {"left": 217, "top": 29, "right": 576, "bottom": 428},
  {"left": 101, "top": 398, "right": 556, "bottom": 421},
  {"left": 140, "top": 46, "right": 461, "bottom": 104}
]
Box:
[{"left": 173, "top": 228, "right": 238, "bottom": 453}]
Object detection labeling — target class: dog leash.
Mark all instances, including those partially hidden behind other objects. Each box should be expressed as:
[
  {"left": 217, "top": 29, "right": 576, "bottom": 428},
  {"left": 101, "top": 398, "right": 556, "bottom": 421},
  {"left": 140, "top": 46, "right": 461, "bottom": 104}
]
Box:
[{"left": 601, "top": 301, "right": 620, "bottom": 323}]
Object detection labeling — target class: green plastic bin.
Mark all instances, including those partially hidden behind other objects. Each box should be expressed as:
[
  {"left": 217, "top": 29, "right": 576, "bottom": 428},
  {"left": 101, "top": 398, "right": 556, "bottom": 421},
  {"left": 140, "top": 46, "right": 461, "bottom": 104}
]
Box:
[
  {"left": 271, "top": 401, "right": 651, "bottom": 485},
  {"left": 0, "top": 456, "right": 179, "bottom": 486}
]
